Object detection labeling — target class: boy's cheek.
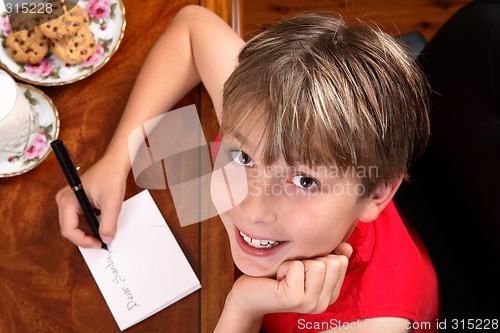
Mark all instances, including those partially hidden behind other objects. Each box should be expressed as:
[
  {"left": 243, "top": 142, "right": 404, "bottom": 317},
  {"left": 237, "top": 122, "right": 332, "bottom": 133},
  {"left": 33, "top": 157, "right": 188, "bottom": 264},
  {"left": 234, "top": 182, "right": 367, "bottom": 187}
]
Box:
[{"left": 210, "top": 164, "right": 249, "bottom": 214}]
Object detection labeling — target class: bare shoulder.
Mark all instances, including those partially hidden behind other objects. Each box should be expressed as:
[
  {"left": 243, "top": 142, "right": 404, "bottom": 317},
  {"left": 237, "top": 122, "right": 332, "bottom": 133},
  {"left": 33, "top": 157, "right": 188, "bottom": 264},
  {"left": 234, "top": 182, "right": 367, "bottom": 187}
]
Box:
[{"left": 321, "top": 317, "right": 411, "bottom": 333}]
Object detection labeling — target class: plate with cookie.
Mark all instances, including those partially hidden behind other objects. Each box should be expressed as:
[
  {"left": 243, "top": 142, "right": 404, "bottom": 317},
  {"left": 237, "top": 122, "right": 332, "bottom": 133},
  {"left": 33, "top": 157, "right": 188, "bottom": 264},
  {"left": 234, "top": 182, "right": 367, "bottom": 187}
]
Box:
[{"left": 0, "top": 0, "right": 125, "bottom": 86}]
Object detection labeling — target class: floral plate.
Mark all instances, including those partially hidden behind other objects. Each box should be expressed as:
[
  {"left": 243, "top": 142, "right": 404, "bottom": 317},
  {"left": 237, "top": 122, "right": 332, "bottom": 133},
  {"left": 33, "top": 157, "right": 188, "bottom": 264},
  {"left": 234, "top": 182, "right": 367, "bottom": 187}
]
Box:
[
  {"left": 0, "top": 83, "right": 60, "bottom": 177},
  {"left": 0, "top": 0, "right": 125, "bottom": 86}
]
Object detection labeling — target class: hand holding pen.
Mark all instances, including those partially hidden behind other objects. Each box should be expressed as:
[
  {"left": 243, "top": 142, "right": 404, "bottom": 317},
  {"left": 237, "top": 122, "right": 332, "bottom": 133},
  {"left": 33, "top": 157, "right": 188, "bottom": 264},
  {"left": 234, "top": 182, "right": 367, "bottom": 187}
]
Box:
[{"left": 51, "top": 140, "right": 109, "bottom": 250}]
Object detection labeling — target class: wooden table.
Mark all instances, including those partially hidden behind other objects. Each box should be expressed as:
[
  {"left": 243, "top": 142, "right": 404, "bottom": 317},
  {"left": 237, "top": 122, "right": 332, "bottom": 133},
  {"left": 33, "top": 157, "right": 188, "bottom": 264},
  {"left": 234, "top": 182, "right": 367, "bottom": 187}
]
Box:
[{"left": 0, "top": 0, "right": 235, "bottom": 332}]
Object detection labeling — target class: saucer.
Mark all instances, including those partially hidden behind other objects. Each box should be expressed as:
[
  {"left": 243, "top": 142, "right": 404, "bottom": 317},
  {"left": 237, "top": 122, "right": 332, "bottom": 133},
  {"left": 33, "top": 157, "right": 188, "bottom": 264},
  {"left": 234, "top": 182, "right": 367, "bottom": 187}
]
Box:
[
  {"left": 0, "top": 83, "right": 60, "bottom": 177},
  {"left": 0, "top": 0, "right": 126, "bottom": 86}
]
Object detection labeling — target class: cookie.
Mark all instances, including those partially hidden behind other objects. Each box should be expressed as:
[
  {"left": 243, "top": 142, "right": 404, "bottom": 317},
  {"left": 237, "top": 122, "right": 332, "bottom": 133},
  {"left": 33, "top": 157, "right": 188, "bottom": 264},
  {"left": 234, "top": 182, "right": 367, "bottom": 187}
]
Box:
[
  {"left": 6, "top": 27, "right": 49, "bottom": 64},
  {"left": 50, "top": 26, "right": 96, "bottom": 65},
  {"left": 39, "top": 4, "right": 90, "bottom": 39}
]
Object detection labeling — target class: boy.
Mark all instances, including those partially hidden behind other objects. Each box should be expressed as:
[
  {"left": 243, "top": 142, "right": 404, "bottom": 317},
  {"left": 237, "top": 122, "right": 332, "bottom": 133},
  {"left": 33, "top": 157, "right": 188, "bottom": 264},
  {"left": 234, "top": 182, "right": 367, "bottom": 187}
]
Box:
[{"left": 56, "top": 5, "right": 439, "bottom": 332}]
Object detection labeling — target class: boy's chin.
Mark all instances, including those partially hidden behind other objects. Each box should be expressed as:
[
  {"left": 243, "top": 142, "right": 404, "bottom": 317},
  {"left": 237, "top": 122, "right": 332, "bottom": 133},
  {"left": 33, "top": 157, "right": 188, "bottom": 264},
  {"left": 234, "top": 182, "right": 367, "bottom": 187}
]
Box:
[{"left": 234, "top": 261, "right": 279, "bottom": 279}]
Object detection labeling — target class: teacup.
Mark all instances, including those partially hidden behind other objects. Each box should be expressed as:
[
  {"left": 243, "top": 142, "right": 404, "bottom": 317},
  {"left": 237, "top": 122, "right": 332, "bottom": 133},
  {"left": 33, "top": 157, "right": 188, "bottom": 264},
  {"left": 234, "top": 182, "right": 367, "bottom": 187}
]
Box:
[{"left": 0, "top": 69, "right": 39, "bottom": 157}]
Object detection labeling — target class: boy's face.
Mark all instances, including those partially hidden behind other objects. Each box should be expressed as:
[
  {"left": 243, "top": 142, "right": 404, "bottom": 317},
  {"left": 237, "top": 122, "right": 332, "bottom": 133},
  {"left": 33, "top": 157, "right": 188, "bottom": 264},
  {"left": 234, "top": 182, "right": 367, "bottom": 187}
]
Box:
[{"left": 211, "top": 121, "right": 374, "bottom": 278}]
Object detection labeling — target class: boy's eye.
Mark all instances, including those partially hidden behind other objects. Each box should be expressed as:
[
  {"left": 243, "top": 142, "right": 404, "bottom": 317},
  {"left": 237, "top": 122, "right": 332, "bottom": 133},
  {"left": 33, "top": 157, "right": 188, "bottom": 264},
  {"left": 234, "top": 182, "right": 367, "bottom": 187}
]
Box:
[
  {"left": 230, "top": 150, "right": 254, "bottom": 167},
  {"left": 290, "top": 175, "right": 318, "bottom": 189}
]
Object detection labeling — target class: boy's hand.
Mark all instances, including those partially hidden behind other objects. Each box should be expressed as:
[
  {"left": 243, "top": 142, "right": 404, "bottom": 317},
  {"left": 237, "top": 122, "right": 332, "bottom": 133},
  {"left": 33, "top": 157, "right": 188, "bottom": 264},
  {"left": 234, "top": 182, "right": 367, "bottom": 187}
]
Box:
[
  {"left": 55, "top": 156, "right": 127, "bottom": 248},
  {"left": 227, "top": 242, "right": 352, "bottom": 318}
]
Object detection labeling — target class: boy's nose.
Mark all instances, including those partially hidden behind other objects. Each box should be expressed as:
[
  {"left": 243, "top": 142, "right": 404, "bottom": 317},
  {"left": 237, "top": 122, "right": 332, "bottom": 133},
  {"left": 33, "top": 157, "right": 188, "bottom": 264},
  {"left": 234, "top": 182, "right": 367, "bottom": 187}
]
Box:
[{"left": 238, "top": 176, "right": 278, "bottom": 224}]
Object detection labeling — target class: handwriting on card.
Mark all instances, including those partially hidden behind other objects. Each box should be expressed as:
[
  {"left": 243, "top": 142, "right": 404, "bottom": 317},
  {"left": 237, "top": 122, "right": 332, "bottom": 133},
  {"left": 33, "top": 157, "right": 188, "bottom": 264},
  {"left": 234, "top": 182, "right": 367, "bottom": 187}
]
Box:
[
  {"left": 104, "top": 251, "right": 141, "bottom": 311},
  {"left": 79, "top": 190, "right": 201, "bottom": 330}
]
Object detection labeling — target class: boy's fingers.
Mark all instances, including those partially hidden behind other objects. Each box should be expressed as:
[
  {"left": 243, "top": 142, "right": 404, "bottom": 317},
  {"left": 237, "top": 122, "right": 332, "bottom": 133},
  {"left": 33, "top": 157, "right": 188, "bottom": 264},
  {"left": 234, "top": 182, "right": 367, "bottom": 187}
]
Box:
[
  {"left": 315, "top": 256, "right": 341, "bottom": 304},
  {"left": 57, "top": 189, "right": 101, "bottom": 248},
  {"left": 329, "top": 255, "right": 349, "bottom": 304},
  {"left": 307, "top": 255, "right": 349, "bottom": 312},
  {"left": 302, "top": 260, "right": 328, "bottom": 308},
  {"left": 276, "top": 259, "right": 303, "bottom": 282},
  {"left": 275, "top": 261, "right": 306, "bottom": 307},
  {"left": 98, "top": 198, "right": 122, "bottom": 244},
  {"left": 332, "top": 242, "right": 353, "bottom": 258}
]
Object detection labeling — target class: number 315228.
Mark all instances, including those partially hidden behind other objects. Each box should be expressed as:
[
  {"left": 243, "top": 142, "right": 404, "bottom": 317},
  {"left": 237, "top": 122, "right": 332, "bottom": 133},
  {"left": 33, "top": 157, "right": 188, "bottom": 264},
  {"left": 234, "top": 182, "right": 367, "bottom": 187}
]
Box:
[{"left": 6, "top": 2, "right": 54, "bottom": 14}]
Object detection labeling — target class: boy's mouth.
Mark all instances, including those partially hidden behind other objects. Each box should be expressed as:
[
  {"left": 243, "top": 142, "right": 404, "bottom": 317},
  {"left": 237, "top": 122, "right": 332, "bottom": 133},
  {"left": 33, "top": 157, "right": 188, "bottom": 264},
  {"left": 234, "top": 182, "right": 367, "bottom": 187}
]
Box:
[{"left": 239, "top": 230, "right": 282, "bottom": 249}]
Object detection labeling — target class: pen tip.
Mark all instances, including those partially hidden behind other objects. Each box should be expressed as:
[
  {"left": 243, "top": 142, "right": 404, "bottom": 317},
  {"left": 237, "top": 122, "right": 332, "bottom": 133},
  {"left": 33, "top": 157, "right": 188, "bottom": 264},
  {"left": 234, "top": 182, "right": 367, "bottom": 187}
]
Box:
[{"left": 102, "top": 243, "right": 109, "bottom": 251}]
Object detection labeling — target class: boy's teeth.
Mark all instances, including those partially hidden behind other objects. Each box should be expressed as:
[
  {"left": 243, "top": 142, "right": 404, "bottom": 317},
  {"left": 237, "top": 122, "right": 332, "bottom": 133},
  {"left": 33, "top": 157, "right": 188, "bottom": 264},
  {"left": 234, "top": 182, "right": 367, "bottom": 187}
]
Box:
[{"left": 239, "top": 231, "right": 281, "bottom": 249}]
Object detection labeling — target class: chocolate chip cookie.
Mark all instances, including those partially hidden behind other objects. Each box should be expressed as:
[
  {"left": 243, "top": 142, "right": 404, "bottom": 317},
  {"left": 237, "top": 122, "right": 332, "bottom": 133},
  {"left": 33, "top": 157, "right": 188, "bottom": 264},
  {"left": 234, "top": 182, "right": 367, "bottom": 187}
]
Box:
[
  {"left": 50, "top": 25, "right": 96, "bottom": 65},
  {"left": 6, "top": 27, "right": 49, "bottom": 64}
]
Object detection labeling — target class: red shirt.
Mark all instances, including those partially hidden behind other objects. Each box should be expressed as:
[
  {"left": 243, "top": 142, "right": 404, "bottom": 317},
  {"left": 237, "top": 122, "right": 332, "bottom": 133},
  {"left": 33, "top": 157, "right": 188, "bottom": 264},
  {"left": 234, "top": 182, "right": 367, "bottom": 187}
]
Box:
[{"left": 261, "top": 201, "right": 440, "bottom": 333}]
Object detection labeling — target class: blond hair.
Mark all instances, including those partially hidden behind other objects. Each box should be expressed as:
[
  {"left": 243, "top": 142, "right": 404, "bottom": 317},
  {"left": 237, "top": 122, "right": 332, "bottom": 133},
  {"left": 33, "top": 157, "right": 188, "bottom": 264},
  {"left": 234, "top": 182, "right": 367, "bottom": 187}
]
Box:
[{"left": 221, "top": 14, "right": 430, "bottom": 194}]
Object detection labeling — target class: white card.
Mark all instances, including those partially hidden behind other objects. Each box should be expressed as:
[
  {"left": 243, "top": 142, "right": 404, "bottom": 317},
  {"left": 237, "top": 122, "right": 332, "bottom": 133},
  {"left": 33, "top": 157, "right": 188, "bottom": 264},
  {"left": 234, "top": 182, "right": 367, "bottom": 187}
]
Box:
[{"left": 79, "top": 190, "right": 201, "bottom": 331}]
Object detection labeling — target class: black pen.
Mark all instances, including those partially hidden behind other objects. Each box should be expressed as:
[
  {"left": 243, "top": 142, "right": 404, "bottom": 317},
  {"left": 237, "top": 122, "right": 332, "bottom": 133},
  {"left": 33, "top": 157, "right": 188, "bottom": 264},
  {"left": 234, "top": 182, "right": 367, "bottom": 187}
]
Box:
[{"left": 51, "top": 140, "right": 108, "bottom": 251}]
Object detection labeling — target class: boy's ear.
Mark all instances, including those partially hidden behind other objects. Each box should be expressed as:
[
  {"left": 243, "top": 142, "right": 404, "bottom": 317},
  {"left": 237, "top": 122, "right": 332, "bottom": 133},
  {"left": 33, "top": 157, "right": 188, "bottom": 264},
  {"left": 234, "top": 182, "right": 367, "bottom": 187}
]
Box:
[{"left": 358, "top": 177, "right": 403, "bottom": 223}]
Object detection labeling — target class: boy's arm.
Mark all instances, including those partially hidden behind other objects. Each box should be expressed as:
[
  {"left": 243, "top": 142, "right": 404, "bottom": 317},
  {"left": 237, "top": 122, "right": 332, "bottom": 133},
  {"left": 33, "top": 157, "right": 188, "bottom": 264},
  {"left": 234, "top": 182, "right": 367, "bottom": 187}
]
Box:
[
  {"left": 56, "top": 5, "right": 245, "bottom": 247},
  {"left": 104, "top": 4, "right": 243, "bottom": 173}
]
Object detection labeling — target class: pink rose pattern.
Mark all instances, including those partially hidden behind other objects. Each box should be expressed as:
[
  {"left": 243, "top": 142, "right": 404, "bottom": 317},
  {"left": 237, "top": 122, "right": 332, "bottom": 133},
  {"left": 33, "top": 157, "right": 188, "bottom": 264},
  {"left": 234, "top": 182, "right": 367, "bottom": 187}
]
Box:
[
  {"left": 24, "top": 58, "right": 54, "bottom": 77},
  {"left": 8, "top": 125, "right": 53, "bottom": 165},
  {"left": 23, "top": 132, "right": 47, "bottom": 159},
  {"left": 7, "top": 91, "right": 54, "bottom": 165},
  {"left": 87, "top": 0, "right": 113, "bottom": 20},
  {"left": 80, "top": 44, "right": 104, "bottom": 67},
  {"left": 0, "top": 14, "right": 10, "bottom": 36}
]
